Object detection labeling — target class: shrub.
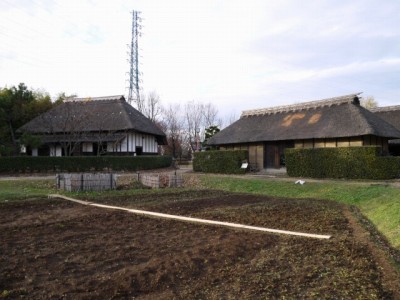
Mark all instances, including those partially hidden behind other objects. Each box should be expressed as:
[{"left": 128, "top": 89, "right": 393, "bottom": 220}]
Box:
[
  {"left": 193, "top": 150, "right": 247, "bottom": 174},
  {"left": 0, "top": 156, "right": 172, "bottom": 173},
  {"left": 285, "top": 146, "right": 400, "bottom": 180}
]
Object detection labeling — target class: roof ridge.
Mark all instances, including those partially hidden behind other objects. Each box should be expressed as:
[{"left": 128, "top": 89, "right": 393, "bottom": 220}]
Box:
[
  {"left": 241, "top": 93, "right": 362, "bottom": 117},
  {"left": 65, "top": 95, "right": 125, "bottom": 102},
  {"left": 369, "top": 105, "right": 400, "bottom": 112}
]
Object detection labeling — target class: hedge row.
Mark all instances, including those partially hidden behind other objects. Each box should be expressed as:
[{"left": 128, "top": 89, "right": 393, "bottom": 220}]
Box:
[
  {"left": 0, "top": 156, "right": 173, "bottom": 173},
  {"left": 193, "top": 150, "right": 247, "bottom": 174},
  {"left": 285, "top": 146, "right": 400, "bottom": 180}
]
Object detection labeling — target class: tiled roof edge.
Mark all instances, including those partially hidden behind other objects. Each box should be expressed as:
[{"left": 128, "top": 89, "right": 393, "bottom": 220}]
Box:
[{"left": 241, "top": 93, "right": 362, "bottom": 117}]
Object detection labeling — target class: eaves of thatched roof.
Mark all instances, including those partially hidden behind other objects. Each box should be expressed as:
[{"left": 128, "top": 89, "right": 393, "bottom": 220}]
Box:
[
  {"left": 208, "top": 94, "right": 400, "bottom": 145},
  {"left": 18, "top": 95, "right": 166, "bottom": 143},
  {"left": 38, "top": 133, "right": 127, "bottom": 144}
]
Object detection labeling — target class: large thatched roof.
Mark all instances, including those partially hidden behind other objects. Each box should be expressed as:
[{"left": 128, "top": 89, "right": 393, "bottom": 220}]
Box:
[
  {"left": 370, "top": 105, "right": 400, "bottom": 130},
  {"left": 208, "top": 94, "right": 400, "bottom": 145},
  {"left": 370, "top": 105, "right": 400, "bottom": 144},
  {"left": 18, "top": 96, "right": 166, "bottom": 143}
]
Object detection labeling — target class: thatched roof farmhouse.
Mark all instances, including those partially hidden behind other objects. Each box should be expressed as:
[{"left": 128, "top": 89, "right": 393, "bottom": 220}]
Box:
[
  {"left": 370, "top": 105, "right": 400, "bottom": 155},
  {"left": 208, "top": 94, "right": 400, "bottom": 169},
  {"left": 18, "top": 95, "right": 166, "bottom": 156}
]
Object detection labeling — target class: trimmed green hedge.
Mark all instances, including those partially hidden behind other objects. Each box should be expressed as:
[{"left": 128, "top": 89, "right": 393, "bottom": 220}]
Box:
[
  {"left": 0, "top": 156, "right": 172, "bottom": 173},
  {"left": 285, "top": 146, "right": 400, "bottom": 180},
  {"left": 193, "top": 150, "right": 247, "bottom": 174}
]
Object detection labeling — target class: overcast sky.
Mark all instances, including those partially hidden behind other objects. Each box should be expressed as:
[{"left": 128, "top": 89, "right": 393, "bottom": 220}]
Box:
[{"left": 1, "top": 0, "right": 400, "bottom": 120}]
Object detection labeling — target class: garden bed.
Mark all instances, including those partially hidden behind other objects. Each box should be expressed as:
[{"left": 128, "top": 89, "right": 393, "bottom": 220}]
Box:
[{"left": 1, "top": 191, "right": 399, "bottom": 299}]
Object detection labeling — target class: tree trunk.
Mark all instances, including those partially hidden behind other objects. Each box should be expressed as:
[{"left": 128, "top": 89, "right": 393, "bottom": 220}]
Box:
[{"left": 8, "top": 121, "right": 19, "bottom": 155}]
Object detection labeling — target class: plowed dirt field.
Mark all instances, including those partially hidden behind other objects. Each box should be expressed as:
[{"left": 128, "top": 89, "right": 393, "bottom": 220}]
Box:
[{"left": 1, "top": 191, "right": 399, "bottom": 299}]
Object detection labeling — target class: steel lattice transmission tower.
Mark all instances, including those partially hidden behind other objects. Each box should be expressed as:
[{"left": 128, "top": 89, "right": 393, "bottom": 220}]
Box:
[{"left": 128, "top": 10, "right": 141, "bottom": 106}]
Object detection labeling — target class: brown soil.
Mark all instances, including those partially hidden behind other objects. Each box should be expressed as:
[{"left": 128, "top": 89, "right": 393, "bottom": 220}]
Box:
[{"left": 1, "top": 192, "right": 399, "bottom": 299}]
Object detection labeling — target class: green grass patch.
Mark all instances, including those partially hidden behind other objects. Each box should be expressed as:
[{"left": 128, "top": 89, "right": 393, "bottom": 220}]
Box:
[
  {"left": 0, "top": 180, "right": 57, "bottom": 202},
  {"left": 199, "top": 176, "right": 400, "bottom": 249},
  {"left": 0, "top": 178, "right": 195, "bottom": 203}
]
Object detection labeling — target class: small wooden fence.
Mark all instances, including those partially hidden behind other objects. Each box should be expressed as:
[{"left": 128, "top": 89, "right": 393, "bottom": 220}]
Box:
[{"left": 56, "top": 173, "right": 117, "bottom": 192}]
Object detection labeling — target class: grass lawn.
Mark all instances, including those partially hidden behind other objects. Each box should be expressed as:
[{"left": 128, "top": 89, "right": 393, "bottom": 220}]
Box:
[
  {"left": 0, "top": 178, "right": 172, "bottom": 202},
  {"left": 0, "top": 179, "right": 56, "bottom": 201}
]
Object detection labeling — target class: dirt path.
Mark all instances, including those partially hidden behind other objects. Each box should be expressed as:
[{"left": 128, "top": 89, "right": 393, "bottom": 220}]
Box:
[{"left": 343, "top": 207, "right": 400, "bottom": 299}]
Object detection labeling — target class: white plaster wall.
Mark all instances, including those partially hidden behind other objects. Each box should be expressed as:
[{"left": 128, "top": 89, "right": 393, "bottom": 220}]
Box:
[
  {"left": 107, "top": 142, "right": 115, "bottom": 152},
  {"left": 31, "top": 148, "right": 38, "bottom": 157},
  {"left": 105, "top": 133, "right": 158, "bottom": 153},
  {"left": 82, "top": 142, "right": 93, "bottom": 152},
  {"left": 55, "top": 145, "right": 62, "bottom": 157},
  {"left": 50, "top": 145, "right": 62, "bottom": 156}
]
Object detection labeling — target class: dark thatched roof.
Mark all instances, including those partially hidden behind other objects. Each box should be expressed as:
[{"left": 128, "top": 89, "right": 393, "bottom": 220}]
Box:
[
  {"left": 18, "top": 95, "right": 166, "bottom": 144},
  {"left": 208, "top": 94, "right": 400, "bottom": 145},
  {"left": 370, "top": 105, "right": 400, "bottom": 145}
]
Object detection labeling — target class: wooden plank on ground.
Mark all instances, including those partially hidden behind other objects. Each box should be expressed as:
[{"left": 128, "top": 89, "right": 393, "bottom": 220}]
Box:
[{"left": 48, "top": 194, "right": 332, "bottom": 240}]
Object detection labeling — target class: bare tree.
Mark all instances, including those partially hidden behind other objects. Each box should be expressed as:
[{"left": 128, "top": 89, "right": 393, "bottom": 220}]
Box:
[
  {"left": 162, "top": 104, "right": 184, "bottom": 158},
  {"left": 222, "top": 112, "right": 238, "bottom": 128},
  {"left": 38, "top": 100, "right": 123, "bottom": 156},
  {"left": 185, "top": 100, "right": 204, "bottom": 152},
  {"left": 135, "top": 91, "right": 162, "bottom": 122},
  {"left": 135, "top": 92, "right": 146, "bottom": 114},
  {"left": 39, "top": 101, "right": 91, "bottom": 156},
  {"left": 144, "top": 91, "right": 162, "bottom": 122},
  {"left": 159, "top": 100, "right": 223, "bottom": 154},
  {"left": 203, "top": 102, "right": 222, "bottom": 128},
  {"left": 360, "top": 96, "right": 378, "bottom": 109},
  {"left": 91, "top": 112, "right": 121, "bottom": 156}
]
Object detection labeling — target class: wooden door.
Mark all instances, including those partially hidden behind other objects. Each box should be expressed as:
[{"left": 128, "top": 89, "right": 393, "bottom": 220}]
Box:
[
  {"left": 264, "top": 141, "right": 294, "bottom": 169},
  {"left": 264, "top": 142, "right": 279, "bottom": 168}
]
